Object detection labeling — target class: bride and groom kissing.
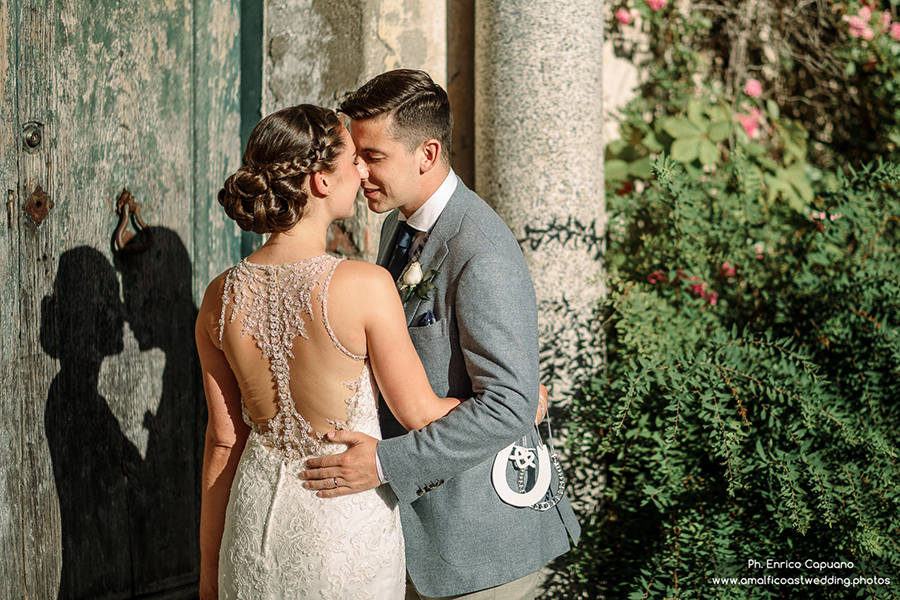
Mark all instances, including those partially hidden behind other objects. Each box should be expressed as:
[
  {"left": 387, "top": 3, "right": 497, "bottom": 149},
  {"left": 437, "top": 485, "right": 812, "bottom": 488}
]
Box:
[{"left": 197, "top": 69, "right": 580, "bottom": 600}]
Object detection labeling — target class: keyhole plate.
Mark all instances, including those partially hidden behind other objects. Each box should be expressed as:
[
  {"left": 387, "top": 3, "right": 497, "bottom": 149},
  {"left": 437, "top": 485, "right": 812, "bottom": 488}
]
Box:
[{"left": 24, "top": 185, "right": 53, "bottom": 225}]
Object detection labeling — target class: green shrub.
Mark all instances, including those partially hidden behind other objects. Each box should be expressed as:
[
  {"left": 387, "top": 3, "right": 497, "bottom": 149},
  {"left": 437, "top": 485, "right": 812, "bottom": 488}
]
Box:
[
  {"left": 549, "top": 3, "right": 900, "bottom": 598},
  {"left": 560, "top": 151, "right": 900, "bottom": 599}
]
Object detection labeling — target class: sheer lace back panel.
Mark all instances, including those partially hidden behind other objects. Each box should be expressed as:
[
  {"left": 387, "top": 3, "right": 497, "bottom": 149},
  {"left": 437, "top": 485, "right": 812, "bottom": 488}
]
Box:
[{"left": 217, "top": 254, "right": 375, "bottom": 462}]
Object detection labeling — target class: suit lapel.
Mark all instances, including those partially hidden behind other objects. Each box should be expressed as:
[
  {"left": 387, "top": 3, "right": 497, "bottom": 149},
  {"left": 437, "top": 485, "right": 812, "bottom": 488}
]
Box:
[{"left": 401, "top": 180, "right": 470, "bottom": 325}]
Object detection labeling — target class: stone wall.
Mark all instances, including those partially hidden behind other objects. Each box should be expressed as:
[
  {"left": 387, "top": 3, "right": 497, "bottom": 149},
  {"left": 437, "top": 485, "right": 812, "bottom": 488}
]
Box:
[{"left": 260, "top": 0, "right": 449, "bottom": 262}]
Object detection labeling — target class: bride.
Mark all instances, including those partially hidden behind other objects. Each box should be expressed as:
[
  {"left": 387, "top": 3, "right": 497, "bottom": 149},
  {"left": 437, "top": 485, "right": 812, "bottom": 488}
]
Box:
[{"left": 195, "top": 105, "right": 462, "bottom": 599}]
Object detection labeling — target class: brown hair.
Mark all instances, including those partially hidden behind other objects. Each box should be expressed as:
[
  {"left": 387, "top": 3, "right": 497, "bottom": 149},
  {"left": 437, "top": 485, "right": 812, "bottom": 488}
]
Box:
[
  {"left": 339, "top": 69, "right": 452, "bottom": 164},
  {"left": 218, "top": 105, "right": 345, "bottom": 234}
]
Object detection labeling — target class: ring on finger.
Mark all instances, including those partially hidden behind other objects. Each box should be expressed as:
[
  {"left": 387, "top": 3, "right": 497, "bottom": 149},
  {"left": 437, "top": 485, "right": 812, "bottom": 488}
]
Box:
[{"left": 333, "top": 477, "right": 339, "bottom": 488}]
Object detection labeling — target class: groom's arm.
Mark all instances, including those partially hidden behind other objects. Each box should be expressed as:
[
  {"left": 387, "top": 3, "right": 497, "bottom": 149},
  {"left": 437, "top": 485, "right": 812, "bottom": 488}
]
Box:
[
  {"left": 302, "top": 234, "right": 540, "bottom": 501},
  {"left": 376, "top": 246, "right": 540, "bottom": 503}
]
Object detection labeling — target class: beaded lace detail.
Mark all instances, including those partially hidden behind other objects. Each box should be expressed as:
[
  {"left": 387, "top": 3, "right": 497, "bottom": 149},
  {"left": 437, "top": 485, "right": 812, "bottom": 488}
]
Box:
[
  {"left": 215, "top": 254, "right": 405, "bottom": 599},
  {"left": 218, "top": 254, "right": 364, "bottom": 463}
]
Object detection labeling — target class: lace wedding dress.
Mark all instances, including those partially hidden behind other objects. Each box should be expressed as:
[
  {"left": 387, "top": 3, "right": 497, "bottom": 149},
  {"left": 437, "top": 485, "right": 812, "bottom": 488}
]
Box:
[{"left": 215, "top": 254, "right": 405, "bottom": 599}]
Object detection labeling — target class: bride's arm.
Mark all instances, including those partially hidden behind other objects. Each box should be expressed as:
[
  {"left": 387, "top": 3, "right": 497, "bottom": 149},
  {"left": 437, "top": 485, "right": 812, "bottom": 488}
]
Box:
[
  {"left": 338, "top": 262, "right": 461, "bottom": 430},
  {"left": 196, "top": 280, "right": 249, "bottom": 600}
]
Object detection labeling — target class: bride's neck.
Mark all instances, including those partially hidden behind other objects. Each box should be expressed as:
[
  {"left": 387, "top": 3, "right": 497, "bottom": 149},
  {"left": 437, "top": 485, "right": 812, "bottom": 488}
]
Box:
[{"left": 252, "top": 214, "right": 330, "bottom": 263}]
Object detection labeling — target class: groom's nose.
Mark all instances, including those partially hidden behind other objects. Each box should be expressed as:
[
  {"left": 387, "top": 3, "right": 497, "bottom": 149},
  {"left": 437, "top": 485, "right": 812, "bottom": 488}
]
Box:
[{"left": 356, "top": 160, "right": 368, "bottom": 180}]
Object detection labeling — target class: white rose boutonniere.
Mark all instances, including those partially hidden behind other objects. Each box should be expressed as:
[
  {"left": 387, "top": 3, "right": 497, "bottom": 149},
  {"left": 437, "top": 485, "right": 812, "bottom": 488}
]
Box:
[{"left": 399, "top": 261, "right": 439, "bottom": 301}]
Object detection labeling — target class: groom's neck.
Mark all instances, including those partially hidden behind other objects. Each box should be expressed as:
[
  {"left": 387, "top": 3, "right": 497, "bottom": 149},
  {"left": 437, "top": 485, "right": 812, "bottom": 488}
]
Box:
[{"left": 400, "top": 164, "right": 451, "bottom": 218}]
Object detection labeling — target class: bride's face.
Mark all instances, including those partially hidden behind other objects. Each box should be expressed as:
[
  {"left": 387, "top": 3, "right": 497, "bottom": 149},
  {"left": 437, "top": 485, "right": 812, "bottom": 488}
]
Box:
[{"left": 326, "top": 126, "right": 364, "bottom": 221}]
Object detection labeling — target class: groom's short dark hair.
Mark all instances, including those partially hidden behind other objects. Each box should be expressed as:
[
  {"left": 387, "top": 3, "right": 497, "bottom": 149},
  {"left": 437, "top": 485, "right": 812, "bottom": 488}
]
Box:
[{"left": 340, "top": 69, "right": 453, "bottom": 165}]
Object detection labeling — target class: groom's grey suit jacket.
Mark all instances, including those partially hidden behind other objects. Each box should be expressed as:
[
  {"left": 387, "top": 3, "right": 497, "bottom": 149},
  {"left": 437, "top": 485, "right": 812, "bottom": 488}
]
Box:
[{"left": 376, "top": 178, "right": 580, "bottom": 597}]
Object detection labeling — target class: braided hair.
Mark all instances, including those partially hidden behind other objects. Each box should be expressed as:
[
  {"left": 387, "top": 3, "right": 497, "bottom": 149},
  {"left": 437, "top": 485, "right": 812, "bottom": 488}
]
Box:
[{"left": 218, "top": 105, "right": 345, "bottom": 234}]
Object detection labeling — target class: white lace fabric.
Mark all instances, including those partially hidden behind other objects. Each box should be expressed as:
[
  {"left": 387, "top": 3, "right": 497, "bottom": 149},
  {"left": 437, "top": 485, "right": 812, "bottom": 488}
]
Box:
[{"left": 216, "top": 254, "right": 405, "bottom": 599}]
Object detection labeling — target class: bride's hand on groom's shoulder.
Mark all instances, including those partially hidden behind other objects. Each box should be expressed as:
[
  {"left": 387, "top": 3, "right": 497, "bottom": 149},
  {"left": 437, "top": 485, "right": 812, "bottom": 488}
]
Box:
[{"left": 301, "top": 431, "right": 380, "bottom": 498}]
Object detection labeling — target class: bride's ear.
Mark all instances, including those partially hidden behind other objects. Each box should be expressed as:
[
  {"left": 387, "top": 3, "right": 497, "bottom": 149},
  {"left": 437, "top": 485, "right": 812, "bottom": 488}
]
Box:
[{"left": 309, "top": 171, "right": 331, "bottom": 197}]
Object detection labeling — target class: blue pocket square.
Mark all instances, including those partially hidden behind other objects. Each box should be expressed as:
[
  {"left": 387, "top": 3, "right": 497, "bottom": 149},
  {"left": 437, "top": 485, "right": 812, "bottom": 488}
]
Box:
[{"left": 417, "top": 310, "right": 436, "bottom": 326}]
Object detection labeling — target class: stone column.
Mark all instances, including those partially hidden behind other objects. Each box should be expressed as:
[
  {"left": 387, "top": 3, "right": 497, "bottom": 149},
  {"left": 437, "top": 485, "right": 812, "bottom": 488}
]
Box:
[
  {"left": 475, "top": 0, "right": 605, "bottom": 407},
  {"left": 261, "top": 0, "right": 447, "bottom": 262}
]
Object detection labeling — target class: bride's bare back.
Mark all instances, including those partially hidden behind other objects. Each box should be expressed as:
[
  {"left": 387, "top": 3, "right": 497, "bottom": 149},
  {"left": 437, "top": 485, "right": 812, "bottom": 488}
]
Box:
[{"left": 210, "top": 254, "right": 368, "bottom": 457}]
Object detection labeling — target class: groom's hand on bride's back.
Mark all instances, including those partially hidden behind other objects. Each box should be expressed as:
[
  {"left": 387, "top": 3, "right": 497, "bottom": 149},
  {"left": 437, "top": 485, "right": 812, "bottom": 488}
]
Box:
[
  {"left": 302, "top": 382, "right": 547, "bottom": 499},
  {"left": 300, "top": 431, "right": 380, "bottom": 498}
]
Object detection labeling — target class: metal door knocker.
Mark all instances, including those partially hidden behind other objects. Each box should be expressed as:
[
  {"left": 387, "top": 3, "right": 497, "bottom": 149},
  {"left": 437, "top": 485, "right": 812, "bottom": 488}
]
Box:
[{"left": 113, "top": 188, "right": 153, "bottom": 254}]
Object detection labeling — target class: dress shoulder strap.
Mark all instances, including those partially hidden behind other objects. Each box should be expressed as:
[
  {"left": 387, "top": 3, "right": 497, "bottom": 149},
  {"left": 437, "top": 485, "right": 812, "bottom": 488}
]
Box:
[{"left": 320, "top": 258, "right": 367, "bottom": 361}]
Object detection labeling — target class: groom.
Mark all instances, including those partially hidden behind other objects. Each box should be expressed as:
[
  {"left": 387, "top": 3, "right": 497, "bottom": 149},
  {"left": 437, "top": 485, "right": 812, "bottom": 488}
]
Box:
[{"left": 302, "top": 69, "right": 580, "bottom": 599}]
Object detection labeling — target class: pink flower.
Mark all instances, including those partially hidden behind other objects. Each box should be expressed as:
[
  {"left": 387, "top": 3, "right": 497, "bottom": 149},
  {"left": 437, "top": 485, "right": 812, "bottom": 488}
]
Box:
[
  {"left": 707, "top": 291, "right": 719, "bottom": 306},
  {"left": 846, "top": 15, "right": 867, "bottom": 37},
  {"left": 647, "top": 270, "right": 667, "bottom": 284},
  {"left": 744, "top": 78, "right": 762, "bottom": 98},
  {"left": 720, "top": 262, "right": 737, "bottom": 278},
  {"left": 753, "top": 242, "right": 765, "bottom": 260},
  {"left": 862, "top": 27, "right": 875, "bottom": 40},
  {"left": 891, "top": 23, "right": 900, "bottom": 41},
  {"left": 646, "top": 0, "right": 667, "bottom": 10},
  {"left": 615, "top": 8, "right": 633, "bottom": 24},
  {"left": 881, "top": 10, "right": 892, "bottom": 29},
  {"left": 735, "top": 108, "right": 761, "bottom": 139}
]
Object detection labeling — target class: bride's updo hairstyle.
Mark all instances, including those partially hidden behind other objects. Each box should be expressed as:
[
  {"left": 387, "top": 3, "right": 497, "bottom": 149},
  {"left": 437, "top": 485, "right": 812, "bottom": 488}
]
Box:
[{"left": 218, "top": 105, "right": 345, "bottom": 234}]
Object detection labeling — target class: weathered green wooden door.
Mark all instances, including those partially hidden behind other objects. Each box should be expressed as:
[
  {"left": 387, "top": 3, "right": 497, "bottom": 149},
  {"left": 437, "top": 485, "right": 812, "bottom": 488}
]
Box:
[{"left": 1, "top": 0, "right": 243, "bottom": 597}]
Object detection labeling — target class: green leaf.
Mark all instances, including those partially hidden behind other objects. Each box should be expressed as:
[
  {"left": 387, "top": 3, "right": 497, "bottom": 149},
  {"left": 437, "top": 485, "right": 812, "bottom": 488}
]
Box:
[
  {"left": 662, "top": 116, "right": 702, "bottom": 139},
  {"left": 416, "top": 282, "right": 436, "bottom": 300},
  {"left": 708, "top": 120, "right": 731, "bottom": 143},
  {"left": 785, "top": 163, "right": 814, "bottom": 202},
  {"left": 628, "top": 156, "right": 653, "bottom": 178},
  {"left": 606, "top": 138, "right": 628, "bottom": 157},
  {"left": 671, "top": 136, "right": 701, "bottom": 163},
  {"left": 742, "top": 142, "right": 766, "bottom": 157},
  {"left": 766, "top": 99, "right": 780, "bottom": 120},
  {"left": 606, "top": 159, "right": 630, "bottom": 182},
  {"left": 687, "top": 98, "right": 708, "bottom": 130},
  {"left": 698, "top": 138, "right": 720, "bottom": 166},
  {"left": 642, "top": 130, "right": 665, "bottom": 153}
]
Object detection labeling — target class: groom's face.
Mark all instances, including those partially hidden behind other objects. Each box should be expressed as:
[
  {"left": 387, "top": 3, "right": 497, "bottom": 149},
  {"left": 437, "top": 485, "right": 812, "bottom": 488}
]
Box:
[{"left": 350, "top": 115, "right": 425, "bottom": 217}]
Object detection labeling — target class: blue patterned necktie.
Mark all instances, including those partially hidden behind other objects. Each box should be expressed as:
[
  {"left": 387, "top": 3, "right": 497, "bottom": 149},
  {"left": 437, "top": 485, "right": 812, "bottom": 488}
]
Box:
[{"left": 387, "top": 222, "right": 416, "bottom": 281}]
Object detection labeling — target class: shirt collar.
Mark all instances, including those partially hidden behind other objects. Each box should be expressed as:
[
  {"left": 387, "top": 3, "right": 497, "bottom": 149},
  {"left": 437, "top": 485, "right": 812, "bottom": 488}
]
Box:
[{"left": 401, "top": 169, "right": 458, "bottom": 232}]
